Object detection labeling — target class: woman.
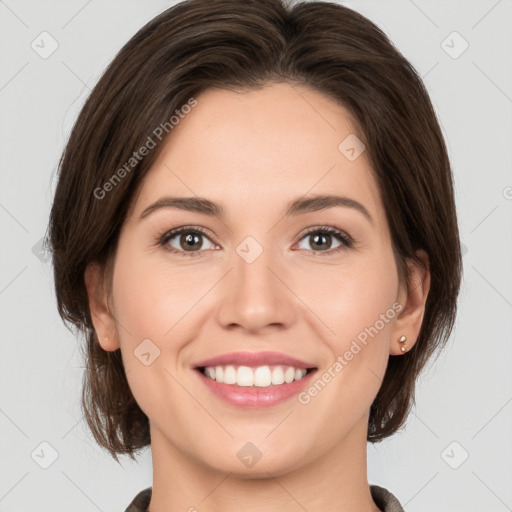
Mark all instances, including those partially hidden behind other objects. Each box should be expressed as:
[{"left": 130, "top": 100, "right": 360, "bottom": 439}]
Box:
[{"left": 47, "top": 0, "right": 462, "bottom": 510}]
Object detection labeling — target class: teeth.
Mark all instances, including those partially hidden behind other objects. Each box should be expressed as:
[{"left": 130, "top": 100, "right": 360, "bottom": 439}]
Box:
[
  {"left": 203, "top": 365, "right": 308, "bottom": 387},
  {"left": 284, "top": 366, "right": 295, "bottom": 383},
  {"left": 215, "top": 366, "right": 224, "bottom": 383},
  {"left": 271, "top": 366, "right": 285, "bottom": 385},
  {"left": 254, "top": 366, "right": 271, "bottom": 387},
  {"left": 237, "top": 366, "right": 253, "bottom": 386},
  {"left": 223, "top": 365, "right": 237, "bottom": 384}
]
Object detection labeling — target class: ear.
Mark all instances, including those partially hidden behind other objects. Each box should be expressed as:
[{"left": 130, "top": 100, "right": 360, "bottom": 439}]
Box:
[
  {"left": 84, "top": 262, "right": 120, "bottom": 351},
  {"left": 390, "top": 249, "right": 431, "bottom": 355}
]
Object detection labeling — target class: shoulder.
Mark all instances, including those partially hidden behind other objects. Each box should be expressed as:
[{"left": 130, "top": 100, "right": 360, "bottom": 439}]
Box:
[
  {"left": 124, "top": 487, "right": 152, "bottom": 512},
  {"left": 370, "top": 484, "right": 406, "bottom": 512}
]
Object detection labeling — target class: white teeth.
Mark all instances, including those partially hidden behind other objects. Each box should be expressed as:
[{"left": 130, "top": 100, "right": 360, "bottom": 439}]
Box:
[
  {"left": 237, "top": 366, "right": 254, "bottom": 386},
  {"left": 202, "top": 364, "right": 309, "bottom": 387},
  {"left": 254, "top": 366, "right": 271, "bottom": 387},
  {"left": 223, "top": 365, "right": 237, "bottom": 384},
  {"left": 271, "top": 366, "right": 285, "bottom": 385},
  {"left": 284, "top": 366, "right": 295, "bottom": 383}
]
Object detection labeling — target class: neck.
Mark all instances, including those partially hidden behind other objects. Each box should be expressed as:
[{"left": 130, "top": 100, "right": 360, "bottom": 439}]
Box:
[{"left": 147, "top": 415, "right": 381, "bottom": 512}]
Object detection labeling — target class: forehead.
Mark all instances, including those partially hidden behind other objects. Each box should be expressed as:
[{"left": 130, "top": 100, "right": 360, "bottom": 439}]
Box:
[{"left": 129, "top": 83, "right": 384, "bottom": 229}]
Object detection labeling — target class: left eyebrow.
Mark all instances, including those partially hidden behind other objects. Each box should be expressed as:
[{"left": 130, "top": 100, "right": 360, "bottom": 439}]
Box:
[
  {"left": 139, "top": 194, "right": 374, "bottom": 226},
  {"left": 285, "top": 194, "right": 374, "bottom": 226}
]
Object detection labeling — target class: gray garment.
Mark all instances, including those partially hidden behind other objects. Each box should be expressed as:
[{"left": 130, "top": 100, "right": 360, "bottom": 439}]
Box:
[
  {"left": 124, "top": 485, "right": 405, "bottom": 511},
  {"left": 371, "top": 485, "right": 406, "bottom": 512}
]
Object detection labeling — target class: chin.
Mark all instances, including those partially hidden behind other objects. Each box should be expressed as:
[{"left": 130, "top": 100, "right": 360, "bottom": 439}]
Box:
[{"left": 214, "top": 457, "right": 301, "bottom": 480}]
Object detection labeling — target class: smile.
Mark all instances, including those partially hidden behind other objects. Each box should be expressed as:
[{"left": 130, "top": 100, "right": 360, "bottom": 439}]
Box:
[
  {"left": 201, "top": 365, "right": 308, "bottom": 387},
  {"left": 193, "top": 351, "right": 317, "bottom": 408}
]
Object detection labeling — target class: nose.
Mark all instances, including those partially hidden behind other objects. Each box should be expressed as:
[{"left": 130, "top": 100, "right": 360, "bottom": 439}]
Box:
[{"left": 217, "top": 244, "right": 296, "bottom": 334}]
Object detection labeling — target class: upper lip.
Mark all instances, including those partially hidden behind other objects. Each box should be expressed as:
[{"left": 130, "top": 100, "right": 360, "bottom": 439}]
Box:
[{"left": 193, "top": 351, "right": 316, "bottom": 369}]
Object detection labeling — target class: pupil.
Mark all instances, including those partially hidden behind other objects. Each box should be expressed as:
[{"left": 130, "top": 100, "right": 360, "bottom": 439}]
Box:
[
  {"left": 182, "top": 233, "right": 201, "bottom": 250},
  {"left": 312, "top": 233, "right": 331, "bottom": 250}
]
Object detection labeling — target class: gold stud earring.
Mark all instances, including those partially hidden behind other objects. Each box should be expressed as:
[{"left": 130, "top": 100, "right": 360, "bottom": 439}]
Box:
[{"left": 398, "top": 335, "right": 407, "bottom": 353}]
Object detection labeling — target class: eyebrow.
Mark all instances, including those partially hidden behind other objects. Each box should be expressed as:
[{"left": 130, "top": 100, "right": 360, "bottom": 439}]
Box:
[{"left": 139, "top": 194, "right": 374, "bottom": 225}]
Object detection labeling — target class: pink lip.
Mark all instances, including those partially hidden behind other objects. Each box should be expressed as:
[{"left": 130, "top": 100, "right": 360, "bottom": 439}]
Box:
[
  {"left": 193, "top": 351, "right": 316, "bottom": 369},
  {"left": 194, "top": 368, "right": 317, "bottom": 409}
]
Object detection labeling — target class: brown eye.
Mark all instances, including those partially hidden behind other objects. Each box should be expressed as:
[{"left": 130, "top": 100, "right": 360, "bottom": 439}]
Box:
[
  {"left": 159, "top": 227, "right": 218, "bottom": 256},
  {"left": 179, "top": 232, "right": 203, "bottom": 251},
  {"left": 307, "top": 232, "right": 333, "bottom": 251},
  {"left": 296, "top": 227, "right": 353, "bottom": 255}
]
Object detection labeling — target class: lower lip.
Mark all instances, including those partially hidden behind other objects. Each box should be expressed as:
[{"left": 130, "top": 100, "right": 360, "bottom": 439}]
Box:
[{"left": 195, "top": 369, "right": 316, "bottom": 409}]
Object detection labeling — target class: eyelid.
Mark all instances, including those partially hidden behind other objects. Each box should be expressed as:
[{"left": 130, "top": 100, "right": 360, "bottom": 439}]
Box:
[
  {"left": 294, "top": 225, "right": 354, "bottom": 252},
  {"left": 157, "top": 224, "right": 354, "bottom": 256},
  {"left": 158, "top": 225, "right": 220, "bottom": 253}
]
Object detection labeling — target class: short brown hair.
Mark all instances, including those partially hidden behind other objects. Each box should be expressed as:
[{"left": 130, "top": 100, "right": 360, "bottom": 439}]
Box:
[{"left": 47, "top": 0, "right": 462, "bottom": 461}]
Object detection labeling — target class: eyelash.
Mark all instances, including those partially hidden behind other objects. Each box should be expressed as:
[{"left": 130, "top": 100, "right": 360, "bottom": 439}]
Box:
[{"left": 157, "top": 225, "right": 354, "bottom": 258}]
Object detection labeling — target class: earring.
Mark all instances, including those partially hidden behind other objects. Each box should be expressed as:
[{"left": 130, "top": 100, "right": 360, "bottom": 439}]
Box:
[
  {"left": 398, "top": 335, "right": 407, "bottom": 353},
  {"left": 105, "top": 336, "right": 109, "bottom": 342}
]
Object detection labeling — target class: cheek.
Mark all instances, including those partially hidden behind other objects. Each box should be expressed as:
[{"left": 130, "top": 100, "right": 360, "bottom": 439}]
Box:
[
  {"left": 110, "top": 246, "right": 194, "bottom": 420},
  {"left": 301, "top": 251, "right": 399, "bottom": 344},
  {"left": 297, "top": 257, "right": 399, "bottom": 438},
  {"left": 110, "top": 241, "right": 213, "bottom": 404},
  {"left": 112, "top": 245, "right": 199, "bottom": 344}
]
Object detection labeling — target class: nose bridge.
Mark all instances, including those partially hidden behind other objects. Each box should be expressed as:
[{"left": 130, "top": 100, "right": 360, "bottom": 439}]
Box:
[
  {"left": 217, "top": 237, "right": 294, "bottom": 331},
  {"left": 236, "top": 240, "right": 277, "bottom": 296}
]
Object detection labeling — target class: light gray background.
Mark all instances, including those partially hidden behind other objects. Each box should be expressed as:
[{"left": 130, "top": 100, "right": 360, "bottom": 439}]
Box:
[{"left": 1, "top": 1, "right": 511, "bottom": 511}]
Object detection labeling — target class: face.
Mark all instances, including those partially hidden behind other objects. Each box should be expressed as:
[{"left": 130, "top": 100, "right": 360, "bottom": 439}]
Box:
[{"left": 98, "top": 82, "right": 413, "bottom": 476}]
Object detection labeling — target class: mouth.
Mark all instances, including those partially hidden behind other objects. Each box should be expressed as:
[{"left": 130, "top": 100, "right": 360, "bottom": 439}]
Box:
[
  {"left": 192, "top": 351, "right": 318, "bottom": 408},
  {"left": 197, "top": 364, "right": 315, "bottom": 387}
]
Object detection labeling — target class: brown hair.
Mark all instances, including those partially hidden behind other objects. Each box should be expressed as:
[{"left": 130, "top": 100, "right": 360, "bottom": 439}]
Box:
[{"left": 47, "top": 0, "right": 462, "bottom": 462}]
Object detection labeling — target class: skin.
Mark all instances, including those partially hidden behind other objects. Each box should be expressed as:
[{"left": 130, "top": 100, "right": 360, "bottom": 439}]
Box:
[{"left": 85, "top": 82, "right": 430, "bottom": 512}]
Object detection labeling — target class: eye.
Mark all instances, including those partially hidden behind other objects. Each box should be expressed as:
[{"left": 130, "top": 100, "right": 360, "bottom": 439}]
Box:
[
  {"left": 158, "top": 226, "right": 218, "bottom": 257},
  {"left": 295, "top": 226, "right": 353, "bottom": 255},
  {"left": 157, "top": 225, "right": 353, "bottom": 257}
]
